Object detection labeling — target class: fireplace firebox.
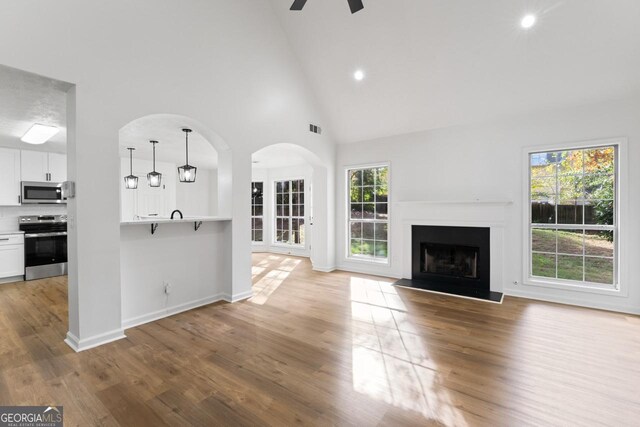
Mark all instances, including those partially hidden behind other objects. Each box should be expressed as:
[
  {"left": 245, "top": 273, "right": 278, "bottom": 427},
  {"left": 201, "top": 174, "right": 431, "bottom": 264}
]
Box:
[{"left": 394, "top": 225, "right": 502, "bottom": 302}]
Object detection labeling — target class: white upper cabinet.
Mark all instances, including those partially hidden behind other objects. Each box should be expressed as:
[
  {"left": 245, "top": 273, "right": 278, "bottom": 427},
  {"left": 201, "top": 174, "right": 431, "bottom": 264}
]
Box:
[
  {"left": 0, "top": 148, "right": 21, "bottom": 206},
  {"left": 48, "top": 152, "right": 67, "bottom": 182},
  {"left": 20, "top": 150, "right": 66, "bottom": 182}
]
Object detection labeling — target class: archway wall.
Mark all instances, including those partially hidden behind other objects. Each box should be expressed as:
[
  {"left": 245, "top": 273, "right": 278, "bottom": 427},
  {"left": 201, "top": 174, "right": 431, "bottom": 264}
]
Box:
[{"left": 0, "top": 0, "right": 336, "bottom": 349}]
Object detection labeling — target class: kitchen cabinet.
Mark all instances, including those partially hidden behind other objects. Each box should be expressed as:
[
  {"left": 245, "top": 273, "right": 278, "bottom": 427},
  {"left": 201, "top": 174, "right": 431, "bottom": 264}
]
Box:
[
  {"left": 21, "top": 150, "right": 67, "bottom": 182},
  {"left": 0, "top": 234, "right": 24, "bottom": 279},
  {"left": 0, "top": 148, "right": 21, "bottom": 206}
]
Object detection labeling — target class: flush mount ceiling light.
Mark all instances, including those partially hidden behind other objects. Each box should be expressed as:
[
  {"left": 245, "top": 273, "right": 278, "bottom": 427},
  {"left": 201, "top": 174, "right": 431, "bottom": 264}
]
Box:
[
  {"left": 354, "top": 69, "right": 365, "bottom": 81},
  {"left": 521, "top": 14, "right": 537, "bottom": 29},
  {"left": 21, "top": 123, "right": 59, "bottom": 144},
  {"left": 178, "top": 128, "right": 197, "bottom": 183},
  {"left": 290, "top": 0, "right": 364, "bottom": 14},
  {"left": 124, "top": 147, "right": 138, "bottom": 189},
  {"left": 147, "top": 140, "right": 162, "bottom": 187}
]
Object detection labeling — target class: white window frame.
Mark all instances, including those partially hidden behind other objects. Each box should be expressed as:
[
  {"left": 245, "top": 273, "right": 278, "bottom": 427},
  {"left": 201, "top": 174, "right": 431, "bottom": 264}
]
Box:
[
  {"left": 272, "top": 177, "right": 306, "bottom": 248},
  {"left": 345, "top": 163, "right": 391, "bottom": 265},
  {"left": 522, "top": 138, "right": 628, "bottom": 296},
  {"left": 251, "top": 181, "right": 264, "bottom": 244}
]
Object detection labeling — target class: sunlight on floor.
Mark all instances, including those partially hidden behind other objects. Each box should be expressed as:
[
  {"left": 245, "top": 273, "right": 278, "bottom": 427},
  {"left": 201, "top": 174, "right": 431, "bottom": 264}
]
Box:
[
  {"left": 349, "top": 277, "right": 468, "bottom": 426},
  {"left": 250, "top": 256, "right": 301, "bottom": 305}
]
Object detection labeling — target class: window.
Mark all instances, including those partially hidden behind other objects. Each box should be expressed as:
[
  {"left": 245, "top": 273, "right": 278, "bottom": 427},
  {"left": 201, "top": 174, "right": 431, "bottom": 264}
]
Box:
[
  {"left": 251, "top": 182, "right": 263, "bottom": 243},
  {"left": 529, "top": 145, "right": 617, "bottom": 288},
  {"left": 275, "top": 179, "right": 305, "bottom": 246},
  {"left": 348, "top": 165, "right": 389, "bottom": 261}
]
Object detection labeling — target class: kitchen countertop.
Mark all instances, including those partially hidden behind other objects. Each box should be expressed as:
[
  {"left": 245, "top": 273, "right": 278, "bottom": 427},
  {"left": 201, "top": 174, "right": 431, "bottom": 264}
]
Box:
[
  {"left": 0, "top": 231, "right": 25, "bottom": 235},
  {"left": 120, "top": 216, "right": 232, "bottom": 225}
]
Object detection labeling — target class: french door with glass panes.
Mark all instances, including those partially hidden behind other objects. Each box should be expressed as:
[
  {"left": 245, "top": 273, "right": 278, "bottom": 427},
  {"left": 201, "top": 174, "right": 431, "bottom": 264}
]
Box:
[{"left": 274, "top": 179, "right": 305, "bottom": 246}]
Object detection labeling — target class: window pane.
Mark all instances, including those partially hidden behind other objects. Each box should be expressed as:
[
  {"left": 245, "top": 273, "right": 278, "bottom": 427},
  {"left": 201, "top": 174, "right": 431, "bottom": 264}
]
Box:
[
  {"left": 255, "top": 230, "right": 263, "bottom": 242},
  {"left": 351, "top": 239, "right": 362, "bottom": 255},
  {"left": 558, "top": 150, "right": 584, "bottom": 175},
  {"left": 374, "top": 223, "right": 388, "bottom": 241},
  {"left": 362, "top": 240, "right": 375, "bottom": 256},
  {"left": 558, "top": 175, "right": 583, "bottom": 202},
  {"left": 531, "top": 177, "right": 557, "bottom": 201},
  {"left": 363, "top": 169, "right": 375, "bottom": 186},
  {"left": 532, "top": 253, "right": 555, "bottom": 278},
  {"left": 585, "top": 257, "right": 614, "bottom": 284},
  {"left": 363, "top": 186, "right": 375, "bottom": 202},
  {"left": 584, "top": 147, "right": 614, "bottom": 174},
  {"left": 584, "top": 200, "right": 614, "bottom": 225},
  {"left": 350, "top": 170, "right": 363, "bottom": 187},
  {"left": 350, "top": 204, "right": 363, "bottom": 219},
  {"left": 585, "top": 230, "right": 614, "bottom": 258},
  {"left": 557, "top": 202, "right": 583, "bottom": 225},
  {"left": 557, "top": 230, "right": 583, "bottom": 255},
  {"left": 531, "top": 202, "right": 555, "bottom": 224},
  {"left": 376, "top": 203, "right": 388, "bottom": 220},
  {"left": 363, "top": 204, "right": 375, "bottom": 219},
  {"left": 350, "top": 222, "right": 362, "bottom": 239},
  {"left": 254, "top": 218, "right": 263, "bottom": 230},
  {"left": 375, "top": 241, "right": 388, "bottom": 258},
  {"left": 530, "top": 152, "right": 558, "bottom": 177},
  {"left": 363, "top": 222, "right": 374, "bottom": 239},
  {"left": 292, "top": 205, "right": 299, "bottom": 217},
  {"left": 557, "top": 255, "right": 583, "bottom": 281},
  {"left": 532, "top": 228, "right": 556, "bottom": 253},
  {"left": 584, "top": 174, "right": 614, "bottom": 201}
]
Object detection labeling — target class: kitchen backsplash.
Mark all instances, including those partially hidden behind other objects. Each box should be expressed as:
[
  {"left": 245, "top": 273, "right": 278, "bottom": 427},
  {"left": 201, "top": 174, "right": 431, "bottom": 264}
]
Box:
[{"left": 0, "top": 205, "right": 67, "bottom": 232}]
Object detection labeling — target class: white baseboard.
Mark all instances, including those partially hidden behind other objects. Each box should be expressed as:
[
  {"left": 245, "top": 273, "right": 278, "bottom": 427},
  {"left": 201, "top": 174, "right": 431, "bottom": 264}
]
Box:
[
  {"left": 0, "top": 275, "right": 24, "bottom": 285},
  {"left": 335, "top": 265, "right": 401, "bottom": 280},
  {"left": 222, "top": 290, "right": 253, "bottom": 303},
  {"left": 505, "top": 287, "right": 640, "bottom": 315},
  {"left": 312, "top": 265, "right": 336, "bottom": 273},
  {"left": 64, "top": 328, "right": 126, "bottom": 352},
  {"left": 122, "top": 293, "right": 225, "bottom": 329}
]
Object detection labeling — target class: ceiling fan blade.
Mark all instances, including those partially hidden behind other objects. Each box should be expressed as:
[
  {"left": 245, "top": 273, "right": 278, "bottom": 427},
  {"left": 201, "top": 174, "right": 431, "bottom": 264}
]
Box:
[
  {"left": 347, "top": 0, "right": 364, "bottom": 13},
  {"left": 290, "top": 0, "right": 308, "bottom": 11}
]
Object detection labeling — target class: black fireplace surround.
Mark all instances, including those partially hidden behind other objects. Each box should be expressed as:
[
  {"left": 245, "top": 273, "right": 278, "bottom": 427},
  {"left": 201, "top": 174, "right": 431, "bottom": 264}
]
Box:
[{"left": 395, "top": 225, "right": 502, "bottom": 302}]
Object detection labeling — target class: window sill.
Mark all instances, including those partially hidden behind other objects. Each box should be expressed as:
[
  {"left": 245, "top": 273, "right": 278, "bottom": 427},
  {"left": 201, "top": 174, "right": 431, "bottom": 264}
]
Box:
[
  {"left": 523, "top": 277, "right": 623, "bottom": 297},
  {"left": 346, "top": 256, "right": 390, "bottom": 266}
]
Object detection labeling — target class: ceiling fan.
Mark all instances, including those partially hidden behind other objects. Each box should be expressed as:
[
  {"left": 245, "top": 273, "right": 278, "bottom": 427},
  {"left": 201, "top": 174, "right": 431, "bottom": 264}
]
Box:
[{"left": 290, "top": 0, "right": 364, "bottom": 14}]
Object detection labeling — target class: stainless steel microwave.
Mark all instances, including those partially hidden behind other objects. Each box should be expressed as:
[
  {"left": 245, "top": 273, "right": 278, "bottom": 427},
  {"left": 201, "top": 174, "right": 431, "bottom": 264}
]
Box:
[{"left": 21, "top": 181, "right": 66, "bottom": 204}]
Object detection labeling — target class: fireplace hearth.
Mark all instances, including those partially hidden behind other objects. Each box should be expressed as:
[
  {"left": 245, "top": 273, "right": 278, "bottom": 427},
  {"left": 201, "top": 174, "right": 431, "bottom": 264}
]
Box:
[{"left": 395, "top": 225, "right": 503, "bottom": 303}]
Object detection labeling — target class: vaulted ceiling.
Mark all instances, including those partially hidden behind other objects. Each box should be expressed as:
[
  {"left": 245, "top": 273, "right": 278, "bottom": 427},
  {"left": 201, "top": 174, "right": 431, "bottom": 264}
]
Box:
[{"left": 270, "top": 0, "right": 640, "bottom": 143}]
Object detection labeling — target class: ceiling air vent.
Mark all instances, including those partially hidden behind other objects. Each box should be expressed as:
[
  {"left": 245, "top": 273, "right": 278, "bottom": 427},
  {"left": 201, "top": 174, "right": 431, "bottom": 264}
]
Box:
[{"left": 309, "top": 124, "right": 322, "bottom": 135}]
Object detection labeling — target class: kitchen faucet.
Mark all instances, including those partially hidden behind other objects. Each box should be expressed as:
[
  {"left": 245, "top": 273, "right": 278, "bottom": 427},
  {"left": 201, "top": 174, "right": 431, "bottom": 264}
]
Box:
[{"left": 171, "top": 209, "right": 183, "bottom": 219}]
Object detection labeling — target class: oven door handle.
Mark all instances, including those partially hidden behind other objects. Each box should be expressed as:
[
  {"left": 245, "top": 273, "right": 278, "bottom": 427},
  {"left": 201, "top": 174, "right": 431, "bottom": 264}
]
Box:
[{"left": 24, "top": 232, "right": 68, "bottom": 238}]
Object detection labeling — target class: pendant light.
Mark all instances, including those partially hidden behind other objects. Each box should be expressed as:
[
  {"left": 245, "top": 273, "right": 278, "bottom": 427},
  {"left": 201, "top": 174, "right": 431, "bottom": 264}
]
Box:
[
  {"left": 147, "top": 140, "right": 162, "bottom": 187},
  {"left": 124, "top": 147, "right": 138, "bottom": 189},
  {"left": 178, "top": 128, "right": 197, "bottom": 183}
]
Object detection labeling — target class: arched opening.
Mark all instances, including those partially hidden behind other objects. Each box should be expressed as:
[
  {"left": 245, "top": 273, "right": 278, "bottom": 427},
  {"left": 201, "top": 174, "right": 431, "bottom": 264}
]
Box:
[
  {"left": 249, "top": 143, "right": 334, "bottom": 302},
  {"left": 117, "top": 113, "right": 234, "bottom": 329}
]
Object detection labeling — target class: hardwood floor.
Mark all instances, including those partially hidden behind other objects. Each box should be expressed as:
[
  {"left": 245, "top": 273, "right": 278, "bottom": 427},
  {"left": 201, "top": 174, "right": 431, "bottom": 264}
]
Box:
[{"left": 0, "top": 253, "right": 639, "bottom": 426}]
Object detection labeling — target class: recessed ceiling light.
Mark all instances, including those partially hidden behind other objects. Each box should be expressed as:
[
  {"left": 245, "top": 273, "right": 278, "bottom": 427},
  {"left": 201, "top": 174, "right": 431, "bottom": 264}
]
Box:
[
  {"left": 521, "top": 14, "right": 536, "bottom": 29},
  {"left": 21, "top": 124, "right": 60, "bottom": 144},
  {"left": 354, "top": 69, "right": 365, "bottom": 81}
]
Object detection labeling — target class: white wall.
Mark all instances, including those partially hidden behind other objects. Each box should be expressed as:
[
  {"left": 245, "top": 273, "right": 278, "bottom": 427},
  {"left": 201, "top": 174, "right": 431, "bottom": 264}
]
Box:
[
  {"left": 252, "top": 164, "right": 313, "bottom": 258},
  {"left": 0, "top": 0, "right": 336, "bottom": 350},
  {"left": 336, "top": 96, "right": 640, "bottom": 314},
  {"left": 120, "top": 220, "right": 232, "bottom": 328}
]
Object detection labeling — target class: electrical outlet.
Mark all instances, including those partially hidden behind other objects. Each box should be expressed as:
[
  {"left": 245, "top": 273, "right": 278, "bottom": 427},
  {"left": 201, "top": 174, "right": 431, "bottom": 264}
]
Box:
[{"left": 164, "top": 282, "right": 172, "bottom": 295}]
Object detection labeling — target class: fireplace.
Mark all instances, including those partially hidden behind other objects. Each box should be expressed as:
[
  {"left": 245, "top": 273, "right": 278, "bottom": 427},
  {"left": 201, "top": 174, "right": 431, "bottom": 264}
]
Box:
[{"left": 396, "top": 225, "right": 501, "bottom": 302}]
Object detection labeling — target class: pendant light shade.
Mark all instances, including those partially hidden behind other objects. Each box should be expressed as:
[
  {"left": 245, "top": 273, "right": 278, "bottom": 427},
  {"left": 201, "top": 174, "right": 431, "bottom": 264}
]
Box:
[
  {"left": 124, "top": 147, "right": 138, "bottom": 189},
  {"left": 147, "top": 140, "right": 162, "bottom": 187},
  {"left": 178, "top": 128, "right": 197, "bottom": 183}
]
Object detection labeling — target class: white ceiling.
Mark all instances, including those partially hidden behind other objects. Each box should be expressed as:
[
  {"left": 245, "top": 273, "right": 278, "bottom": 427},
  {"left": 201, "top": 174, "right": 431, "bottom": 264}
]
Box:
[
  {"left": 0, "top": 64, "right": 70, "bottom": 151},
  {"left": 271, "top": 0, "right": 640, "bottom": 143},
  {"left": 119, "top": 115, "right": 218, "bottom": 170}
]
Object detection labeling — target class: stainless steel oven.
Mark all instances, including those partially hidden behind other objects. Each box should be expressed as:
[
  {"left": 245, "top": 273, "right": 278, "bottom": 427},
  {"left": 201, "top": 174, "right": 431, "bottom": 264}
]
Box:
[
  {"left": 19, "top": 215, "right": 68, "bottom": 280},
  {"left": 21, "top": 181, "right": 66, "bottom": 204}
]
